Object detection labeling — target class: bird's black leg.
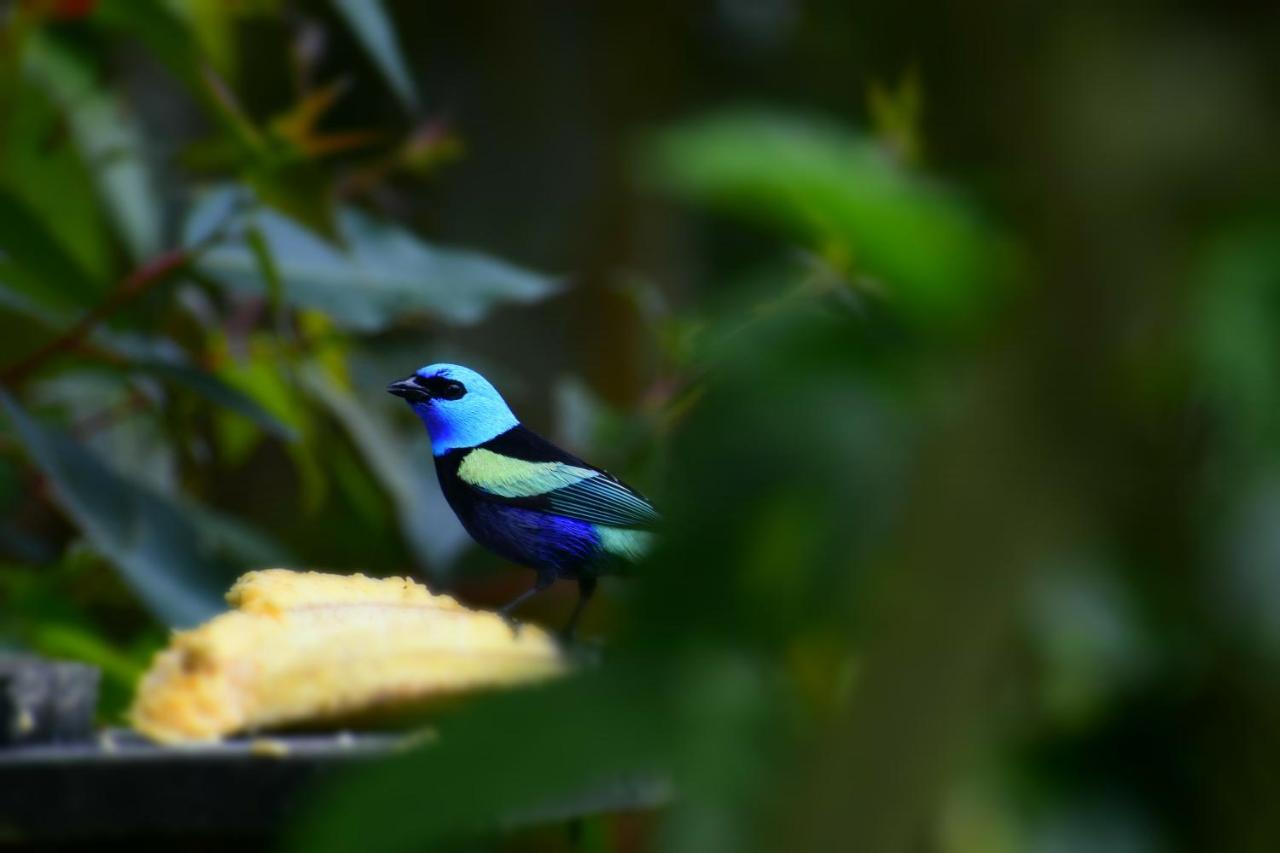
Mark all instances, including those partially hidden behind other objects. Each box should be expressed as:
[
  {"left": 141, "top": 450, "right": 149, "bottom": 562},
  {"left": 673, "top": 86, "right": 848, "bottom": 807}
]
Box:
[
  {"left": 498, "top": 572, "right": 554, "bottom": 628},
  {"left": 561, "top": 575, "right": 597, "bottom": 641}
]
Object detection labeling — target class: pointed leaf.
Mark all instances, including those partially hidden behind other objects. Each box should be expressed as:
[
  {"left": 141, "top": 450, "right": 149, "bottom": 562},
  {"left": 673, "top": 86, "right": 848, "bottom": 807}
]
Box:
[
  {"left": 331, "top": 0, "right": 420, "bottom": 113},
  {"left": 194, "top": 206, "right": 560, "bottom": 331},
  {"left": 1, "top": 391, "right": 230, "bottom": 627},
  {"left": 1, "top": 76, "right": 114, "bottom": 289},
  {"left": 642, "top": 111, "right": 1010, "bottom": 324},
  {"left": 25, "top": 34, "right": 162, "bottom": 260}
]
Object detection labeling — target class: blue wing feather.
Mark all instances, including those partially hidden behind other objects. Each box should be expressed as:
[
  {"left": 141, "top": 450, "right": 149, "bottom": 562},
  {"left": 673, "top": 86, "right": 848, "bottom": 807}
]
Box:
[
  {"left": 543, "top": 476, "right": 660, "bottom": 527},
  {"left": 460, "top": 425, "right": 660, "bottom": 530}
]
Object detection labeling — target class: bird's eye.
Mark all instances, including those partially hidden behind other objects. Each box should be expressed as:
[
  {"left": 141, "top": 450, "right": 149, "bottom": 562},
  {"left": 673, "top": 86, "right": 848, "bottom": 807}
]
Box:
[{"left": 409, "top": 374, "right": 467, "bottom": 400}]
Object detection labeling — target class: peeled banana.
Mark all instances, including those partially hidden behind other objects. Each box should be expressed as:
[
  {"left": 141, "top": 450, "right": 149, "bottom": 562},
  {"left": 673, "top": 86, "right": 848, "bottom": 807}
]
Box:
[{"left": 129, "top": 569, "right": 566, "bottom": 744}]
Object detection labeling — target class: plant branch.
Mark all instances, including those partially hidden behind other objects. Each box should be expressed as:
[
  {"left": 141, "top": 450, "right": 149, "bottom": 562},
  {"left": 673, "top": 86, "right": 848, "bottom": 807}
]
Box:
[
  {"left": 0, "top": 250, "right": 192, "bottom": 387},
  {"left": 0, "top": 195, "right": 246, "bottom": 388}
]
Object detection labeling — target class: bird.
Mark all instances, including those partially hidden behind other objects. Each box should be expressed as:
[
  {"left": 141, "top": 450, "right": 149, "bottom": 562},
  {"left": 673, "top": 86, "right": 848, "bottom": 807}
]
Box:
[{"left": 387, "top": 363, "right": 658, "bottom": 636}]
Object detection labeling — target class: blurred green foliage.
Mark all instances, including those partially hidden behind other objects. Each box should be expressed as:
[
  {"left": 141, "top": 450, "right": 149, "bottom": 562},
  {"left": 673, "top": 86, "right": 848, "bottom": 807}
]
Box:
[
  {"left": 1, "top": 2, "right": 1279, "bottom": 853},
  {"left": 0, "top": 0, "right": 556, "bottom": 717}
]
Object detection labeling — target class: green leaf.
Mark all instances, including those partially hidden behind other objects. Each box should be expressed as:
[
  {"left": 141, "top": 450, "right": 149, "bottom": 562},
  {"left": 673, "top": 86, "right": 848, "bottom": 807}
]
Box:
[
  {"left": 191, "top": 205, "right": 560, "bottom": 331},
  {"left": 0, "top": 190, "right": 102, "bottom": 310},
  {"left": 179, "top": 501, "right": 297, "bottom": 569},
  {"left": 94, "top": 0, "right": 207, "bottom": 92},
  {"left": 27, "top": 621, "right": 145, "bottom": 689},
  {"left": 1193, "top": 218, "right": 1280, "bottom": 448},
  {"left": 183, "top": 184, "right": 245, "bottom": 248},
  {"left": 209, "top": 336, "right": 327, "bottom": 508},
  {"left": 167, "top": 0, "right": 244, "bottom": 77},
  {"left": 0, "top": 281, "right": 293, "bottom": 439},
  {"left": 0, "top": 390, "right": 228, "bottom": 627},
  {"left": 642, "top": 111, "right": 1009, "bottom": 324},
  {"left": 245, "top": 223, "right": 285, "bottom": 318},
  {"left": 248, "top": 160, "right": 340, "bottom": 245},
  {"left": 300, "top": 363, "right": 469, "bottom": 574},
  {"left": 291, "top": 668, "right": 674, "bottom": 852},
  {"left": 331, "top": 0, "right": 421, "bottom": 113},
  {"left": 867, "top": 69, "right": 925, "bottom": 166},
  {"left": 0, "top": 283, "right": 189, "bottom": 365},
  {"left": 0, "top": 78, "right": 113, "bottom": 291},
  {"left": 128, "top": 359, "right": 299, "bottom": 441},
  {"left": 26, "top": 621, "right": 154, "bottom": 722},
  {"left": 25, "top": 34, "right": 162, "bottom": 261}
]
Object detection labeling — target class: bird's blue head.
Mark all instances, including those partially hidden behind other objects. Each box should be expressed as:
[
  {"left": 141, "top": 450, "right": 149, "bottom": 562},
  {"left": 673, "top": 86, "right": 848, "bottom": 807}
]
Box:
[{"left": 387, "top": 363, "right": 519, "bottom": 455}]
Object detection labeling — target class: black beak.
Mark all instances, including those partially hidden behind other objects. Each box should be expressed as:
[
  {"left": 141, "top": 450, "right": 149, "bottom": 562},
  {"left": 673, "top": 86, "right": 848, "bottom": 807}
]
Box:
[{"left": 387, "top": 376, "right": 430, "bottom": 403}]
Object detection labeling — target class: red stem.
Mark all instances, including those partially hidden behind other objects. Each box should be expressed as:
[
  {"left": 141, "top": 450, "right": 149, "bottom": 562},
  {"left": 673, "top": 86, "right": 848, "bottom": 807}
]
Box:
[{"left": 1, "top": 248, "right": 191, "bottom": 386}]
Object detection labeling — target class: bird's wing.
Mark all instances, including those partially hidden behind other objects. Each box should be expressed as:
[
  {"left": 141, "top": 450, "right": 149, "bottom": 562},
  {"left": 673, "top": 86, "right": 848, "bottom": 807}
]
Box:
[
  {"left": 456, "top": 427, "right": 660, "bottom": 529},
  {"left": 457, "top": 448, "right": 660, "bottom": 528},
  {"left": 539, "top": 474, "right": 660, "bottom": 528}
]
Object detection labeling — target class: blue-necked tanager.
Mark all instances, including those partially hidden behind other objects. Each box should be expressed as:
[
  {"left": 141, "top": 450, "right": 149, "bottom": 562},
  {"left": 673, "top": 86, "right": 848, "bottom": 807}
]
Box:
[{"left": 388, "top": 363, "right": 657, "bottom": 635}]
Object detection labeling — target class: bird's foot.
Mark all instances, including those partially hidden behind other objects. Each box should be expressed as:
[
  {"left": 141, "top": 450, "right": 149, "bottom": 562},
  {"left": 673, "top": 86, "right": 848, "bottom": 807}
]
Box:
[
  {"left": 557, "top": 612, "right": 589, "bottom": 646},
  {"left": 495, "top": 577, "right": 552, "bottom": 637},
  {"left": 498, "top": 608, "right": 524, "bottom": 636}
]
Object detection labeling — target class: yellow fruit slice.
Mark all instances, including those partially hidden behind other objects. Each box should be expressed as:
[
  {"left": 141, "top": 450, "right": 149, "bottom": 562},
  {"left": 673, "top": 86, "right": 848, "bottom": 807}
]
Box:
[{"left": 129, "top": 569, "right": 565, "bottom": 744}]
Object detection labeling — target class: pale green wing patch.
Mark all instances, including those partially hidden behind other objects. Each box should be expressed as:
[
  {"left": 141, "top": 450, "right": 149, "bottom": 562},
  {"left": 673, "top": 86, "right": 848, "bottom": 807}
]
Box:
[
  {"left": 596, "top": 526, "right": 656, "bottom": 561},
  {"left": 458, "top": 448, "right": 597, "bottom": 498}
]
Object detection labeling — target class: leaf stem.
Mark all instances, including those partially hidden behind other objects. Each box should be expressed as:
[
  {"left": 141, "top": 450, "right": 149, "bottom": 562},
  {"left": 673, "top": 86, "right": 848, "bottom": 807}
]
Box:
[
  {"left": 0, "top": 249, "right": 191, "bottom": 386},
  {"left": 0, "top": 195, "right": 245, "bottom": 388}
]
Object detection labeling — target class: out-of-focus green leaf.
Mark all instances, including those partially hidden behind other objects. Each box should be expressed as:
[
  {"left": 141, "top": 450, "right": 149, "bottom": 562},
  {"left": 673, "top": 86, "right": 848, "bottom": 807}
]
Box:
[
  {"left": 28, "top": 620, "right": 144, "bottom": 689},
  {"left": 247, "top": 160, "right": 339, "bottom": 242},
  {"left": 1218, "top": 475, "right": 1280, "bottom": 668},
  {"left": 25, "top": 34, "right": 161, "bottom": 261},
  {"left": 0, "top": 390, "right": 226, "bottom": 627},
  {"left": 198, "top": 63, "right": 265, "bottom": 155},
  {"left": 31, "top": 370, "right": 178, "bottom": 495},
  {"left": 168, "top": 0, "right": 254, "bottom": 77},
  {"left": 183, "top": 184, "right": 245, "bottom": 248},
  {"left": 128, "top": 358, "right": 298, "bottom": 441},
  {"left": 210, "top": 334, "right": 328, "bottom": 509},
  {"left": 94, "top": 0, "right": 206, "bottom": 91},
  {"left": 191, "top": 206, "right": 560, "bottom": 331},
  {"left": 331, "top": 0, "right": 421, "bottom": 113},
  {"left": 245, "top": 223, "right": 285, "bottom": 320},
  {"left": 0, "top": 282, "right": 290, "bottom": 438},
  {"left": 292, "top": 668, "right": 674, "bottom": 852},
  {"left": 642, "top": 111, "right": 1008, "bottom": 324},
  {"left": 0, "top": 284, "right": 189, "bottom": 368},
  {"left": 1029, "top": 561, "right": 1151, "bottom": 727},
  {"left": 27, "top": 620, "right": 155, "bottom": 722},
  {"left": 194, "top": 67, "right": 341, "bottom": 239},
  {"left": 0, "top": 549, "right": 165, "bottom": 720},
  {"left": 0, "top": 78, "right": 113, "bottom": 290},
  {"left": 99, "top": 5, "right": 339, "bottom": 238},
  {"left": 210, "top": 339, "right": 309, "bottom": 440},
  {"left": 301, "top": 363, "right": 469, "bottom": 574},
  {"left": 1193, "top": 219, "right": 1280, "bottom": 448},
  {"left": 0, "top": 190, "right": 102, "bottom": 310},
  {"left": 179, "top": 501, "right": 296, "bottom": 569},
  {"left": 868, "top": 69, "right": 924, "bottom": 166}
]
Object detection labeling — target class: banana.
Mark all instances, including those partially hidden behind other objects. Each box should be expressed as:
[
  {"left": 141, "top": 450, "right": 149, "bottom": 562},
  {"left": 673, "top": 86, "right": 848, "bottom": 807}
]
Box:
[{"left": 129, "top": 570, "right": 566, "bottom": 744}]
